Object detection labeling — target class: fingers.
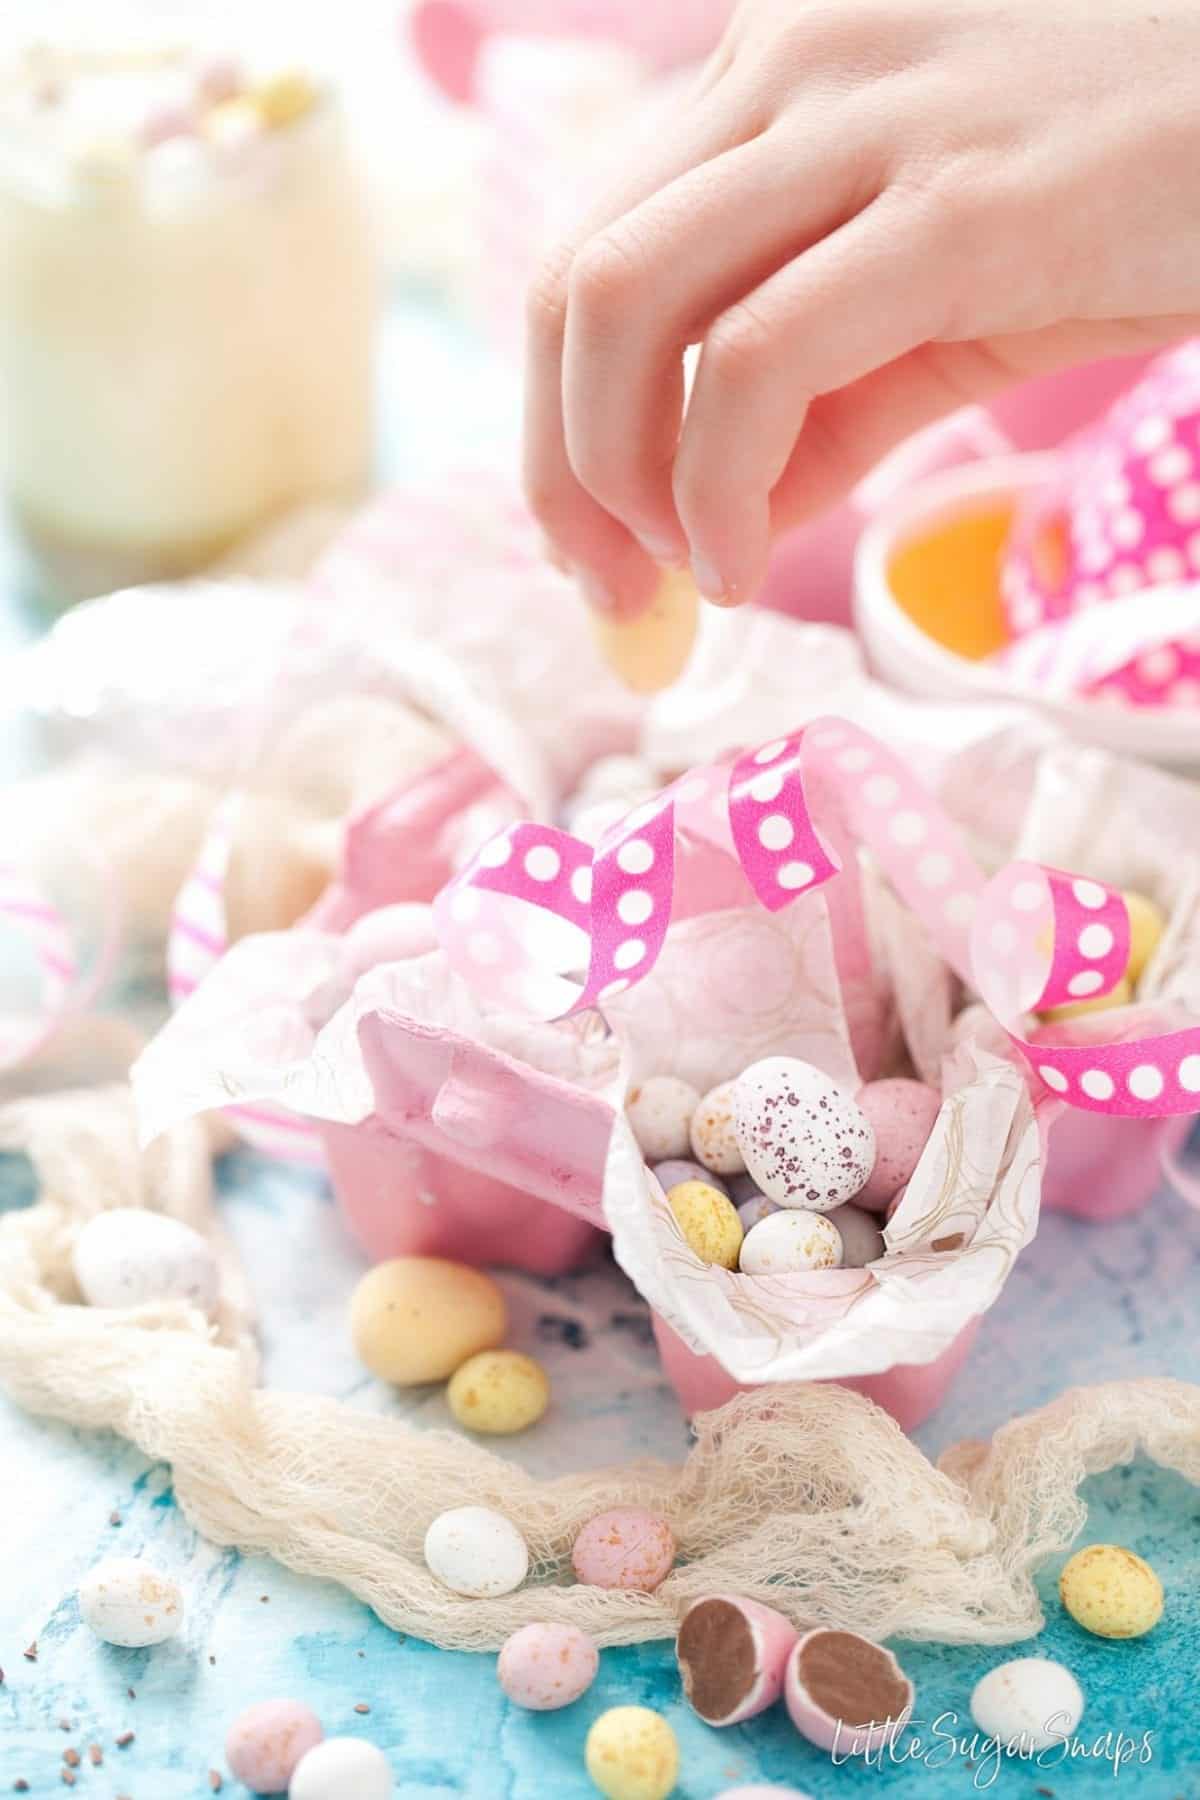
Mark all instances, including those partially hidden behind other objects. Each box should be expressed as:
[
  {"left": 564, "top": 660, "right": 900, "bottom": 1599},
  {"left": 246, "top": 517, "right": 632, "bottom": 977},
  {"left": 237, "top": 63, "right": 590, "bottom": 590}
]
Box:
[{"left": 673, "top": 193, "right": 953, "bottom": 603}]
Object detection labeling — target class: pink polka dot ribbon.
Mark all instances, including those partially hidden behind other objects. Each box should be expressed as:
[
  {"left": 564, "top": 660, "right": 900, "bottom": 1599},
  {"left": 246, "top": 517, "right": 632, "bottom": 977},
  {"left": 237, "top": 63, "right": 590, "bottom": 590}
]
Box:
[{"left": 434, "top": 717, "right": 1200, "bottom": 1121}]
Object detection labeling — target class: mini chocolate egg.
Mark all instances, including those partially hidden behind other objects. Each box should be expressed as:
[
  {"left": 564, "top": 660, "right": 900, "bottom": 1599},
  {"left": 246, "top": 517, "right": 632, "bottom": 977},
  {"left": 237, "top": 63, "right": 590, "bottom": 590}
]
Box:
[
  {"left": 733, "top": 1058, "right": 874, "bottom": 1211},
  {"left": 498, "top": 1622, "right": 599, "bottom": 1710},
  {"left": 666, "top": 1180, "right": 743, "bottom": 1269},
  {"left": 226, "top": 1700, "right": 323, "bottom": 1794},
  {"left": 970, "top": 1657, "right": 1084, "bottom": 1751},
  {"left": 626, "top": 1077, "right": 701, "bottom": 1162},
  {"left": 1123, "top": 888, "right": 1165, "bottom": 985},
  {"left": 739, "top": 1209, "right": 842, "bottom": 1275},
  {"left": 737, "top": 1190, "right": 779, "bottom": 1233},
  {"left": 572, "top": 1507, "right": 676, "bottom": 1592},
  {"left": 1059, "top": 1544, "right": 1163, "bottom": 1639},
  {"left": 591, "top": 567, "right": 699, "bottom": 695},
  {"left": 253, "top": 68, "right": 319, "bottom": 128},
  {"left": 677, "top": 1595, "right": 799, "bottom": 1727},
  {"left": 423, "top": 1505, "right": 529, "bottom": 1597},
  {"left": 652, "top": 1158, "right": 726, "bottom": 1196},
  {"left": 72, "top": 1208, "right": 219, "bottom": 1313},
  {"left": 447, "top": 1350, "right": 550, "bottom": 1435},
  {"left": 1041, "top": 977, "right": 1132, "bottom": 1024},
  {"left": 689, "top": 1079, "right": 746, "bottom": 1176},
  {"left": 290, "top": 1737, "right": 393, "bottom": 1800},
  {"left": 825, "top": 1204, "right": 885, "bottom": 1269},
  {"left": 855, "top": 1080, "right": 941, "bottom": 1211},
  {"left": 78, "top": 1556, "right": 184, "bottom": 1648},
  {"left": 349, "top": 1257, "right": 506, "bottom": 1386},
  {"left": 584, "top": 1705, "right": 679, "bottom": 1800},
  {"left": 784, "top": 1628, "right": 913, "bottom": 1756}
]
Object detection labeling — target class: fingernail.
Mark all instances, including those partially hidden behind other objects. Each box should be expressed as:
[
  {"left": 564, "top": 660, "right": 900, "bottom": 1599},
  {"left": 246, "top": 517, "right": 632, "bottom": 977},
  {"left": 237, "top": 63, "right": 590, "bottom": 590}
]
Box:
[
  {"left": 636, "top": 531, "right": 685, "bottom": 566},
  {"left": 580, "top": 572, "right": 619, "bottom": 615},
  {"left": 690, "top": 554, "right": 726, "bottom": 603}
]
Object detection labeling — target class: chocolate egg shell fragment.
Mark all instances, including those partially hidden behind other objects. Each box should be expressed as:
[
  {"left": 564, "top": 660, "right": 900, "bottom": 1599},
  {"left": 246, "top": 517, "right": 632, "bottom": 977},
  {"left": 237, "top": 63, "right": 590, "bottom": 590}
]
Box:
[
  {"left": 733, "top": 1058, "right": 875, "bottom": 1212},
  {"left": 784, "top": 1627, "right": 913, "bottom": 1755},
  {"left": 677, "top": 1595, "right": 800, "bottom": 1727}
]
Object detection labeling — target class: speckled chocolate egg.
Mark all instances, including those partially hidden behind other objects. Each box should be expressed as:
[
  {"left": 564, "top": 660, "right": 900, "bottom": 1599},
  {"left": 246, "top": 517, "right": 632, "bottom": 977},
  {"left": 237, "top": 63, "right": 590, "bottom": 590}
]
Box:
[
  {"left": 349, "top": 1257, "right": 506, "bottom": 1386},
  {"left": 424, "top": 1506, "right": 529, "bottom": 1597},
  {"left": 970, "top": 1657, "right": 1084, "bottom": 1751},
  {"left": 784, "top": 1628, "right": 913, "bottom": 1755},
  {"left": 667, "top": 1180, "right": 744, "bottom": 1269},
  {"left": 652, "top": 1159, "right": 727, "bottom": 1196},
  {"left": 855, "top": 1080, "right": 941, "bottom": 1210},
  {"left": 739, "top": 1209, "right": 843, "bottom": 1275},
  {"left": 677, "top": 1595, "right": 799, "bottom": 1727},
  {"left": 290, "top": 1737, "right": 393, "bottom": 1800},
  {"left": 447, "top": 1350, "right": 550, "bottom": 1435},
  {"left": 498, "top": 1622, "right": 599, "bottom": 1710},
  {"left": 72, "top": 1208, "right": 219, "bottom": 1313},
  {"left": 572, "top": 1507, "right": 676, "bottom": 1592},
  {"left": 226, "top": 1700, "right": 324, "bottom": 1794},
  {"left": 733, "top": 1059, "right": 874, "bottom": 1210},
  {"left": 825, "top": 1204, "right": 885, "bottom": 1269},
  {"left": 626, "top": 1076, "right": 701, "bottom": 1162},
  {"left": 689, "top": 1079, "right": 747, "bottom": 1176},
  {"left": 585, "top": 1705, "right": 679, "bottom": 1800},
  {"left": 78, "top": 1556, "right": 184, "bottom": 1648},
  {"left": 1059, "top": 1544, "right": 1163, "bottom": 1638}
]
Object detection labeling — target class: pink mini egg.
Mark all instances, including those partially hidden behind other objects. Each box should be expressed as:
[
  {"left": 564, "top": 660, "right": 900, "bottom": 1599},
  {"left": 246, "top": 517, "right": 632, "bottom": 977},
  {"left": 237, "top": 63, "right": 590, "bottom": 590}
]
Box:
[
  {"left": 784, "top": 1628, "right": 913, "bottom": 1756},
  {"left": 572, "top": 1507, "right": 676, "bottom": 1592},
  {"left": 225, "top": 1699, "right": 323, "bottom": 1794},
  {"left": 677, "top": 1594, "right": 800, "bottom": 1727},
  {"left": 498, "top": 1622, "right": 599, "bottom": 1710},
  {"left": 651, "top": 1158, "right": 726, "bottom": 1197},
  {"left": 855, "top": 1079, "right": 941, "bottom": 1211}
]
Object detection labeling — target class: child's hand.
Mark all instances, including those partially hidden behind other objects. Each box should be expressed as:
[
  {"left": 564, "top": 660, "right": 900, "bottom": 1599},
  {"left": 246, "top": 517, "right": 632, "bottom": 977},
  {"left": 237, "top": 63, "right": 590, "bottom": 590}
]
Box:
[{"left": 524, "top": 0, "right": 1200, "bottom": 615}]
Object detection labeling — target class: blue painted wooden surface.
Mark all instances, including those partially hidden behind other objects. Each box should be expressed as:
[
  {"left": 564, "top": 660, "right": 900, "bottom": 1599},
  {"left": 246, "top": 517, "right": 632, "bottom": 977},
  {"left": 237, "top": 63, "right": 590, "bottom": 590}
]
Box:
[{"left": 3, "top": 292, "right": 1200, "bottom": 1797}]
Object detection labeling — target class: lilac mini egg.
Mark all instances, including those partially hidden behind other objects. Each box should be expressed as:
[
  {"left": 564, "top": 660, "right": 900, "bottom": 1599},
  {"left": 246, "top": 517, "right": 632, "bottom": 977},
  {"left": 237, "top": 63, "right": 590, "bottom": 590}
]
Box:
[
  {"left": 737, "top": 1190, "right": 779, "bottom": 1233},
  {"left": 572, "top": 1507, "right": 676, "bottom": 1592},
  {"left": 784, "top": 1628, "right": 914, "bottom": 1756},
  {"left": 651, "top": 1158, "right": 727, "bottom": 1197},
  {"left": 733, "top": 1058, "right": 874, "bottom": 1211},
  {"left": 498, "top": 1622, "right": 599, "bottom": 1710},
  {"left": 855, "top": 1079, "right": 941, "bottom": 1211},
  {"left": 225, "top": 1699, "right": 323, "bottom": 1794},
  {"left": 825, "top": 1203, "right": 885, "bottom": 1269}
]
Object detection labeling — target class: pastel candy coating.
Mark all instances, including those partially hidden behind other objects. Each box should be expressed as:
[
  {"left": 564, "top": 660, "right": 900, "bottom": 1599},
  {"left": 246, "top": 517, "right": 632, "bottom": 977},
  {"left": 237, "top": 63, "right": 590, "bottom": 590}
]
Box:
[
  {"left": 1123, "top": 888, "right": 1165, "bottom": 985},
  {"left": 447, "top": 1350, "right": 550, "bottom": 1435},
  {"left": 349, "top": 1258, "right": 506, "bottom": 1386},
  {"left": 72, "top": 1208, "right": 219, "bottom": 1313},
  {"left": 626, "top": 1076, "right": 701, "bottom": 1162},
  {"left": 225, "top": 1700, "right": 324, "bottom": 1794},
  {"left": 739, "top": 1209, "right": 843, "bottom": 1275},
  {"left": 689, "top": 1079, "right": 747, "bottom": 1176},
  {"left": 666, "top": 1180, "right": 744, "bottom": 1269},
  {"left": 825, "top": 1203, "right": 885, "bottom": 1269},
  {"left": 733, "top": 1058, "right": 874, "bottom": 1211},
  {"left": 1059, "top": 1544, "right": 1163, "bottom": 1639},
  {"left": 497, "top": 1622, "right": 599, "bottom": 1710},
  {"left": 572, "top": 1507, "right": 676, "bottom": 1592},
  {"left": 584, "top": 1706, "right": 679, "bottom": 1800},
  {"left": 591, "top": 568, "right": 699, "bottom": 695},
  {"left": 784, "top": 1628, "right": 914, "bottom": 1756},
  {"left": 651, "top": 1159, "right": 727, "bottom": 1196},
  {"left": 970, "top": 1657, "right": 1084, "bottom": 1752},
  {"left": 424, "top": 1505, "right": 529, "bottom": 1597},
  {"left": 737, "top": 1191, "right": 779, "bottom": 1233},
  {"left": 677, "top": 1594, "right": 800, "bottom": 1727},
  {"left": 289, "top": 1738, "right": 393, "bottom": 1800},
  {"left": 78, "top": 1557, "right": 184, "bottom": 1648},
  {"left": 855, "top": 1080, "right": 941, "bottom": 1211}
]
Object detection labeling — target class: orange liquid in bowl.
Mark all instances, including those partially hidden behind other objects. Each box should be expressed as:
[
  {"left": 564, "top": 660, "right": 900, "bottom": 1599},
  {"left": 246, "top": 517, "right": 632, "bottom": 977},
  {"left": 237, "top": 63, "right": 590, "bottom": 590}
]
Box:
[{"left": 885, "top": 503, "right": 1015, "bottom": 661}]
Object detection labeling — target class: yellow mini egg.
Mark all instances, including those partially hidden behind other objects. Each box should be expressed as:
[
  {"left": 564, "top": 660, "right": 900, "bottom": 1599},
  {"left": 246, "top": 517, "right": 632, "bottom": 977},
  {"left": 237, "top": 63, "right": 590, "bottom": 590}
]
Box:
[
  {"left": 1059, "top": 1544, "right": 1163, "bottom": 1640},
  {"left": 349, "top": 1257, "right": 506, "bottom": 1386},
  {"left": 585, "top": 1706, "right": 679, "bottom": 1800},
  {"left": 253, "top": 68, "right": 319, "bottom": 129},
  {"left": 447, "top": 1349, "right": 550, "bottom": 1435},
  {"left": 1041, "top": 978, "right": 1132, "bottom": 1024},
  {"left": 666, "top": 1181, "right": 743, "bottom": 1269},
  {"left": 591, "top": 570, "right": 699, "bottom": 695},
  {"left": 1123, "top": 889, "right": 1165, "bottom": 986}
]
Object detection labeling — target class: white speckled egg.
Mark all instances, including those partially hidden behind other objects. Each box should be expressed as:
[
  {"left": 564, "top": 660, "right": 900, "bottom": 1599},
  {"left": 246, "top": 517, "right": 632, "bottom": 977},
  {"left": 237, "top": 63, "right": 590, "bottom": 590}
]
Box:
[
  {"left": 290, "top": 1737, "right": 393, "bottom": 1800},
  {"left": 78, "top": 1556, "right": 184, "bottom": 1647},
  {"left": 733, "top": 1058, "right": 874, "bottom": 1211},
  {"left": 626, "top": 1076, "right": 701, "bottom": 1162},
  {"left": 739, "top": 1209, "right": 843, "bottom": 1275},
  {"left": 72, "top": 1209, "right": 219, "bottom": 1314},
  {"left": 423, "top": 1506, "right": 529, "bottom": 1597},
  {"left": 825, "top": 1204, "right": 885, "bottom": 1269},
  {"left": 689, "top": 1080, "right": 746, "bottom": 1176},
  {"left": 970, "top": 1657, "right": 1084, "bottom": 1751}
]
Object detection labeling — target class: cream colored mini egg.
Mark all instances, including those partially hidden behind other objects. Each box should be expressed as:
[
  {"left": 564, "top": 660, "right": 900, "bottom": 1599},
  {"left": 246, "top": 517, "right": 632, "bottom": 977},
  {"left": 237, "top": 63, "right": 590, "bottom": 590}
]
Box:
[
  {"left": 424, "top": 1506, "right": 529, "bottom": 1597},
  {"left": 78, "top": 1556, "right": 184, "bottom": 1648},
  {"left": 733, "top": 1057, "right": 875, "bottom": 1210},
  {"left": 591, "top": 569, "right": 699, "bottom": 695},
  {"left": 666, "top": 1181, "right": 744, "bottom": 1269},
  {"left": 349, "top": 1258, "right": 506, "bottom": 1386},
  {"left": 289, "top": 1737, "right": 393, "bottom": 1800},
  {"left": 739, "top": 1209, "right": 843, "bottom": 1275},
  {"left": 970, "top": 1657, "right": 1084, "bottom": 1751},
  {"left": 72, "top": 1209, "right": 219, "bottom": 1314},
  {"left": 1123, "top": 889, "right": 1165, "bottom": 986},
  {"left": 585, "top": 1706, "right": 679, "bottom": 1800},
  {"left": 689, "top": 1080, "right": 746, "bottom": 1176},
  {"left": 626, "top": 1076, "right": 701, "bottom": 1163},
  {"left": 1059, "top": 1544, "right": 1163, "bottom": 1639},
  {"left": 447, "top": 1350, "right": 550, "bottom": 1435},
  {"left": 252, "top": 68, "right": 319, "bottom": 128}
]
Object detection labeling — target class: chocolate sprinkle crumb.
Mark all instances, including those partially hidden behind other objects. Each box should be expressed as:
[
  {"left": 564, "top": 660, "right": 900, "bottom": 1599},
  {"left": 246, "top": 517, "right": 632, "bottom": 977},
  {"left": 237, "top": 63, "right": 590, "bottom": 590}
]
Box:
[
  {"left": 115, "top": 1731, "right": 135, "bottom": 1748},
  {"left": 62, "top": 1750, "right": 80, "bottom": 1768},
  {"left": 61, "top": 1775, "right": 75, "bottom": 1790},
  {"left": 58, "top": 1720, "right": 71, "bottom": 1733},
  {"left": 126, "top": 1687, "right": 136, "bottom": 1700},
  {"left": 354, "top": 1702, "right": 370, "bottom": 1714},
  {"left": 259, "top": 1595, "right": 269, "bottom": 1603},
  {"left": 22, "top": 1644, "right": 36, "bottom": 1662},
  {"left": 109, "top": 1510, "right": 122, "bottom": 1526},
  {"left": 14, "top": 1782, "right": 29, "bottom": 1792},
  {"left": 87, "top": 1746, "right": 102, "bottom": 1767},
  {"left": 209, "top": 1773, "right": 223, "bottom": 1792}
]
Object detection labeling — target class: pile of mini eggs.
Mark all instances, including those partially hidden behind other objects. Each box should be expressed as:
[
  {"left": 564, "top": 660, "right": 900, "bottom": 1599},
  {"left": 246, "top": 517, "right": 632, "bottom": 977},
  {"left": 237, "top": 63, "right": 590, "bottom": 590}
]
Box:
[{"left": 626, "top": 1059, "right": 943, "bottom": 1276}]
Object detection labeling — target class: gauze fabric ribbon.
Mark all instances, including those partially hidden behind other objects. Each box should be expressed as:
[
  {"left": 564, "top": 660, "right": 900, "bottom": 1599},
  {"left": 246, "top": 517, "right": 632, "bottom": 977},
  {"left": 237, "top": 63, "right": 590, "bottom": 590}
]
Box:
[{"left": 434, "top": 717, "right": 1200, "bottom": 1121}]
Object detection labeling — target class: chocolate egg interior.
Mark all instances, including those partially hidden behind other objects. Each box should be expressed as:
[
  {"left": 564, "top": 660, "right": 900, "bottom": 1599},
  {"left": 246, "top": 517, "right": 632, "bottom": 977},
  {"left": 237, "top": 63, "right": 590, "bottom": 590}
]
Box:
[
  {"left": 677, "top": 1598, "right": 757, "bottom": 1723},
  {"left": 796, "top": 1629, "right": 911, "bottom": 1728}
]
